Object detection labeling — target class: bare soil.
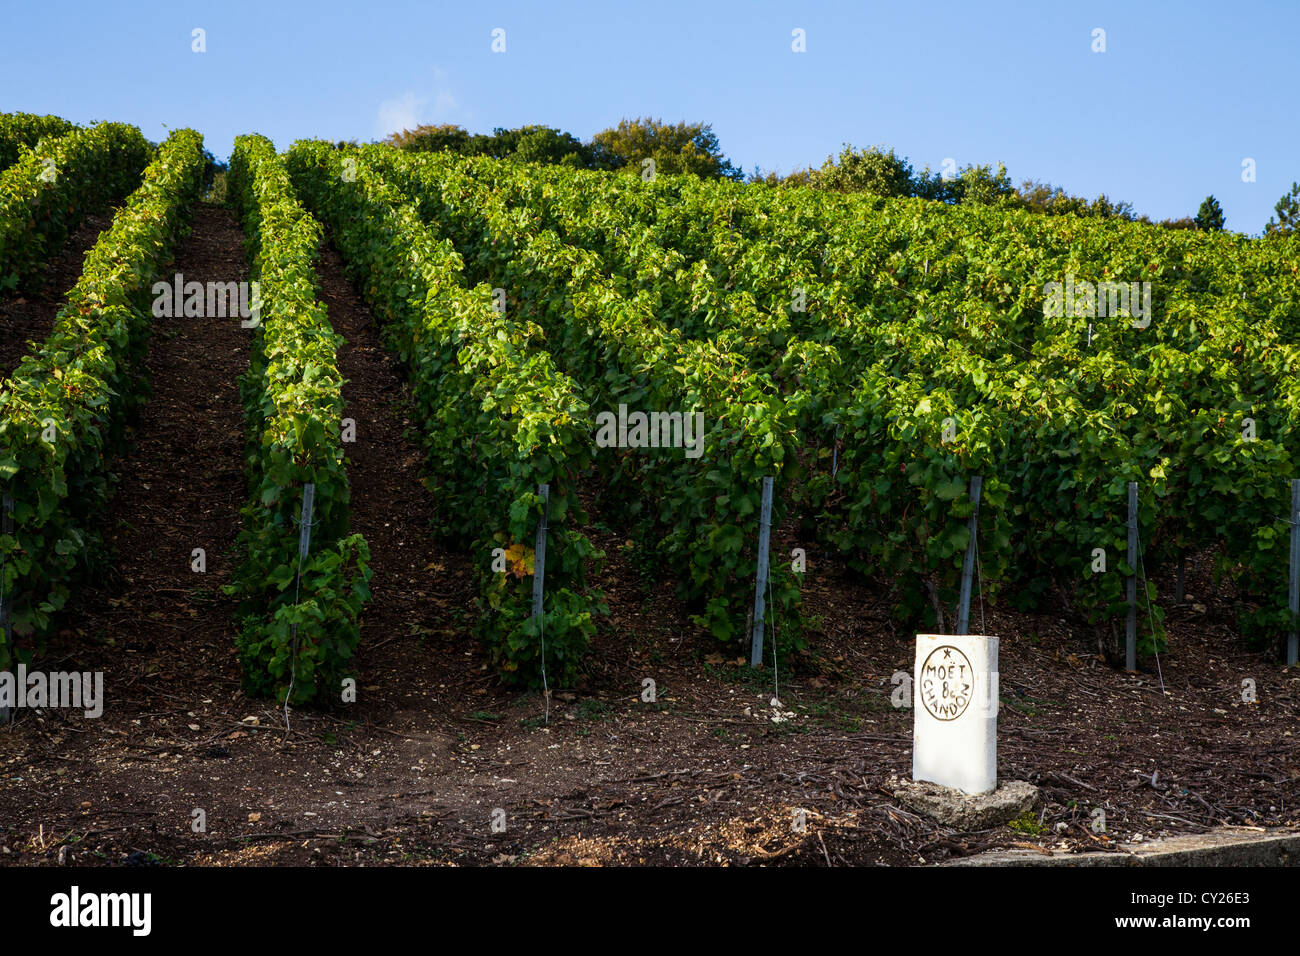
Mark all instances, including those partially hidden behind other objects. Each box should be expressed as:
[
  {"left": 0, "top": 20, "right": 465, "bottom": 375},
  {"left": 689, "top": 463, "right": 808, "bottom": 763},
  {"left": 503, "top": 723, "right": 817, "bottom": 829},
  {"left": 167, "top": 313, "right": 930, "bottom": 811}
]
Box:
[{"left": 1, "top": 204, "right": 1297, "bottom": 868}]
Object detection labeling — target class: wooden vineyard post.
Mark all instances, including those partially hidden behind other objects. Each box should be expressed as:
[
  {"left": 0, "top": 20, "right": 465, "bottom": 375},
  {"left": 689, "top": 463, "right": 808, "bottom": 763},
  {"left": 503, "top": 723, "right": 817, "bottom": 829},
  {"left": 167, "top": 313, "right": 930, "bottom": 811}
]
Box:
[
  {"left": 956, "top": 477, "right": 983, "bottom": 636},
  {"left": 1127, "top": 481, "right": 1138, "bottom": 672},
  {"left": 1289, "top": 479, "right": 1299, "bottom": 667},
  {"left": 749, "top": 477, "right": 775, "bottom": 668}
]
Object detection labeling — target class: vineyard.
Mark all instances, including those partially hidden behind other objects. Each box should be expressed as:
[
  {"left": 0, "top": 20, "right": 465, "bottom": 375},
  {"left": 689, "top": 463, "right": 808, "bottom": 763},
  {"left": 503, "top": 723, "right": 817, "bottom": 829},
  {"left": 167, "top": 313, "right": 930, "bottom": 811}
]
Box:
[
  {"left": 1, "top": 113, "right": 1298, "bottom": 867},
  {"left": 352, "top": 145, "right": 1300, "bottom": 663}
]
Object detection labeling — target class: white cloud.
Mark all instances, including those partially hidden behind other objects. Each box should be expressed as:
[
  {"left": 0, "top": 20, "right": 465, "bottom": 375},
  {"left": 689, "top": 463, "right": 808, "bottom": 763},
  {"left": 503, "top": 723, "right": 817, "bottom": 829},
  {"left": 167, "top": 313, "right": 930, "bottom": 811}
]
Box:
[
  {"left": 376, "top": 78, "right": 460, "bottom": 137},
  {"left": 377, "top": 92, "right": 425, "bottom": 137}
]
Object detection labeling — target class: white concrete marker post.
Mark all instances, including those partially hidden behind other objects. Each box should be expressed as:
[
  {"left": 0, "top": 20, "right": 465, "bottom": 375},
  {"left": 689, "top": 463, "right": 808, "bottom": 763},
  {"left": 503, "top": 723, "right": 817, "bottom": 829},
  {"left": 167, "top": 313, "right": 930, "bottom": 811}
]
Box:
[{"left": 912, "top": 633, "right": 999, "bottom": 795}]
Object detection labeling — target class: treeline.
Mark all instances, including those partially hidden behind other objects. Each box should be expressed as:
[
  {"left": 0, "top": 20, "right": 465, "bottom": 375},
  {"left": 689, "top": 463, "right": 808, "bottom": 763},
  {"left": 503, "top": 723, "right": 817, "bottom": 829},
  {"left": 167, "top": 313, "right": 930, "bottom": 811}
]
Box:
[
  {"left": 384, "top": 117, "right": 742, "bottom": 180},
  {"left": 754, "top": 144, "right": 1291, "bottom": 234},
  {"left": 383, "top": 119, "right": 1299, "bottom": 235}
]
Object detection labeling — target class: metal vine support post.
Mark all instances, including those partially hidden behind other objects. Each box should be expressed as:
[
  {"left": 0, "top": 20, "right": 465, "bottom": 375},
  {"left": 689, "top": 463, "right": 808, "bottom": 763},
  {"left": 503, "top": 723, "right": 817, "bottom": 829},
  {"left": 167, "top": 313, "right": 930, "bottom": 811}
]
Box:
[
  {"left": 284, "top": 483, "right": 314, "bottom": 723},
  {"left": 956, "top": 477, "right": 982, "bottom": 636},
  {"left": 749, "top": 476, "right": 774, "bottom": 668},
  {"left": 297, "top": 484, "right": 316, "bottom": 563},
  {"left": 532, "top": 484, "right": 550, "bottom": 715},
  {"left": 531, "top": 484, "right": 549, "bottom": 624},
  {"left": 1127, "top": 481, "right": 1138, "bottom": 672},
  {"left": 1289, "top": 479, "right": 1299, "bottom": 667}
]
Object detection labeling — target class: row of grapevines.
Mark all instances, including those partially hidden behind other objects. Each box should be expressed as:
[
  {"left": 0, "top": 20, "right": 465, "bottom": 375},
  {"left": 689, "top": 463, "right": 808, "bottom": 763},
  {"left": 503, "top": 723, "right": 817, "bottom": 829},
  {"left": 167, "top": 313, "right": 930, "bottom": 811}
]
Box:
[
  {"left": 557, "top": 169, "right": 1278, "bottom": 376},
  {"left": 539, "top": 166, "right": 1300, "bottom": 637},
  {"left": 374, "top": 145, "right": 1300, "bottom": 654},
  {"left": 0, "top": 122, "right": 150, "bottom": 292},
  {"left": 829, "top": 332, "right": 1163, "bottom": 638},
  {"left": 725, "top": 185, "right": 1300, "bottom": 630},
  {"left": 447, "top": 156, "right": 1298, "bottom": 650},
  {"left": 392, "top": 151, "right": 1140, "bottom": 644},
  {"left": 369, "top": 147, "right": 812, "bottom": 649},
  {"left": 598, "top": 176, "right": 1289, "bottom": 457},
  {"left": 450, "top": 158, "right": 809, "bottom": 387},
  {"left": 0, "top": 129, "right": 206, "bottom": 668},
  {"left": 683, "top": 178, "right": 1299, "bottom": 405},
  {"left": 284, "top": 140, "right": 604, "bottom": 687},
  {"left": 655, "top": 182, "right": 1293, "bottom": 643},
  {"left": 440, "top": 159, "right": 1040, "bottom": 636},
  {"left": 0, "top": 112, "right": 78, "bottom": 172},
  {"left": 225, "top": 135, "right": 371, "bottom": 706},
  {"left": 514, "top": 159, "right": 1298, "bottom": 370}
]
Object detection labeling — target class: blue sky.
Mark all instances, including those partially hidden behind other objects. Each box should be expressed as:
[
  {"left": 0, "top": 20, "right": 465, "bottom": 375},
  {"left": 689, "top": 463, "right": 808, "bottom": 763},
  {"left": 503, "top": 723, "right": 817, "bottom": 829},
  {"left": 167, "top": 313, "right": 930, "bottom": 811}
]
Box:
[{"left": 2, "top": 0, "right": 1295, "bottom": 233}]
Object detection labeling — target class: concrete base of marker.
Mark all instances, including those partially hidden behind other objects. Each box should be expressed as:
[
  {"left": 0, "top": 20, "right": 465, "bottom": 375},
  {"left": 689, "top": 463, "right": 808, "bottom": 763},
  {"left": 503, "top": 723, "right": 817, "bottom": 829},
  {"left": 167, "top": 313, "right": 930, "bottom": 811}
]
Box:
[
  {"left": 890, "top": 775, "right": 1040, "bottom": 831},
  {"left": 941, "top": 827, "right": 1300, "bottom": 866},
  {"left": 912, "top": 633, "right": 998, "bottom": 794}
]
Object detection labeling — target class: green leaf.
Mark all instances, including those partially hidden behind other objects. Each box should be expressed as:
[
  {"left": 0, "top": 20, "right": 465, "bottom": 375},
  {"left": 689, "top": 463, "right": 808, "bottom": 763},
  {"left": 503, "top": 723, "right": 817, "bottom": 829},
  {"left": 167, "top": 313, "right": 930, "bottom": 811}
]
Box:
[{"left": 935, "top": 478, "right": 966, "bottom": 501}]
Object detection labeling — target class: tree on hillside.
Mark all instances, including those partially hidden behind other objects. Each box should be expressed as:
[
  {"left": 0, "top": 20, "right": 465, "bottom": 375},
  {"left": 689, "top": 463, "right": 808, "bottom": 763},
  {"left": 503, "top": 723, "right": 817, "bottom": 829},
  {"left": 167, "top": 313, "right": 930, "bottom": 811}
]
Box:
[
  {"left": 590, "top": 118, "right": 742, "bottom": 180},
  {"left": 749, "top": 165, "right": 814, "bottom": 187},
  {"left": 910, "top": 165, "right": 950, "bottom": 202},
  {"left": 1014, "top": 180, "right": 1137, "bottom": 220},
  {"left": 473, "top": 125, "right": 594, "bottom": 167},
  {"left": 944, "top": 162, "right": 1018, "bottom": 207},
  {"left": 810, "top": 144, "right": 914, "bottom": 197},
  {"left": 1195, "top": 195, "right": 1226, "bottom": 231},
  {"left": 1018, "top": 179, "right": 1090, "bottom": 215},
  {"left": 507, "top": 126, "right": 594, "bottom": 167},
  {"left": 1265, "top": 182, "right": 1300, "bottom": 235},
  {"left": 810, "top": 149, "right": 1017, "bottom": 210},
  {"left": 384, "top": 123, "right": 598, "bottom": 169},
  {"left": 385, "top": 124, "right": 476, "bottom": 154},
  {"left": 1087, "top": 193, "right": 1137, "bottom": 220}
]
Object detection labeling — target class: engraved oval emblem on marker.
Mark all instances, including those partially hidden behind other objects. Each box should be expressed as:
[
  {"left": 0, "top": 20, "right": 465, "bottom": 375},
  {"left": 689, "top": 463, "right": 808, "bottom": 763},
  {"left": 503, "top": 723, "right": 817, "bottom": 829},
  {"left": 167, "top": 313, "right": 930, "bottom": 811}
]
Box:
[{"left": 919, "top": 645, "right": 973, "bottom": 721}]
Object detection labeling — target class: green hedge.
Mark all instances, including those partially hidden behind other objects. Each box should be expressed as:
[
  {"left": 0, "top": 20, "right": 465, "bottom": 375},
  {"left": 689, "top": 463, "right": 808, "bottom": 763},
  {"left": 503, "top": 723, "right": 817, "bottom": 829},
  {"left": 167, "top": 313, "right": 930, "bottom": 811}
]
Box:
[
  {"left": 0, "top": 129, "right": 206, "bottom": 668},
  {"left": 226, "top": 134, "right": 370, "bottom": 706},
  {"left": 287, "top": 140, "right": 604, "bottom": 687},
  {"left": 373, "top": 148, "right": 806, "bottom": 650},
  {"left": 0, "top": 121, "right": 150, "bottom": 292},
  {"left": 0, "top": 112, "right": 78, "bottom": 172}
]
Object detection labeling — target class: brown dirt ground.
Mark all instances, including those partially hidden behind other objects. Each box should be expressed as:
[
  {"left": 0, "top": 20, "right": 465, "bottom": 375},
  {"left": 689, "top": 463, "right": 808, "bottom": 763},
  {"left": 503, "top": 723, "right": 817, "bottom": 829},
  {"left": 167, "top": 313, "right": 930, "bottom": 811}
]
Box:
[{"left": 0, "top": 203, "right": 1297, "bottom": 868}]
